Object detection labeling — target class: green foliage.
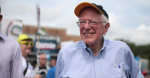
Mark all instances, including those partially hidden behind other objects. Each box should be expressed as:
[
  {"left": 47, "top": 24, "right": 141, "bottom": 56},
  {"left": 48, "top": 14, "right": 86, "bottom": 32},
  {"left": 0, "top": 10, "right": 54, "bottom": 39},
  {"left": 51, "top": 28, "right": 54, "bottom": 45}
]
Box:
[{"left": 116, "top": 39, "right": 150, "bottom": 68}]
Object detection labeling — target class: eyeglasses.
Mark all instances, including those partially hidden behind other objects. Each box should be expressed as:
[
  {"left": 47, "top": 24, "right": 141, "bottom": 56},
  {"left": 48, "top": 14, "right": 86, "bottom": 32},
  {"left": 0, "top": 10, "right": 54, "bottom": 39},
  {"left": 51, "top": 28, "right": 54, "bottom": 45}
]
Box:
[
  {"left": 20, "top": 41, "right": 34, "bottom": 47},
  {"left": 76, "top": 20, "right": 106, "bottom": 27},
  {"left": 39, "top": 58, "right": 47, "bottom": 60}
]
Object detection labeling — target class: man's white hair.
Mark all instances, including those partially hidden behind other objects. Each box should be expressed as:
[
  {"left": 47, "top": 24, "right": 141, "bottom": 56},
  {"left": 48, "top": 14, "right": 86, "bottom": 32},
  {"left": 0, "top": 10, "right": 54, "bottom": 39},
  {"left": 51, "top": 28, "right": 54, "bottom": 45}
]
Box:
[{"left": 101, "top": 14, "right": 109, "bottom": 26}]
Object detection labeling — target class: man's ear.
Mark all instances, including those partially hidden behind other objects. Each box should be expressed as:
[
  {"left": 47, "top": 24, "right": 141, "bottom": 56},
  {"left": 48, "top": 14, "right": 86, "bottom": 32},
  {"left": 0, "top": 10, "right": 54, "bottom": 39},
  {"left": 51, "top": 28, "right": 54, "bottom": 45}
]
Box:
[
  {"left": 103, "top": 23, "right": 110, "bottom": 35},
  {"left": 0, "top": 15, "right": 2, "bottom": 22}
]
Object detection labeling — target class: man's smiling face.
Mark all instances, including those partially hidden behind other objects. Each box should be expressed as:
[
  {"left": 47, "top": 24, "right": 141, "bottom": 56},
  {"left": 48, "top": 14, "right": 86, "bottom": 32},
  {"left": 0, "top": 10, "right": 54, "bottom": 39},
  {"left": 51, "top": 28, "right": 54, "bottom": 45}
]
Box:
[{"left": 79, "top": 8, "right": 108, "bottom": 46}]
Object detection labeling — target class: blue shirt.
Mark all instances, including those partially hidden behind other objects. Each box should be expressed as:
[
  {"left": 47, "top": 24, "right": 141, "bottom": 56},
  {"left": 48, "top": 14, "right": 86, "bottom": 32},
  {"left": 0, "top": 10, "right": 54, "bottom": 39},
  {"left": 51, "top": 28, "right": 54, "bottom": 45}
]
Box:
[
  {"left": 55, "top": 38, "right": 144, "bottom": 78},
  {"left": 47, "top": 66, "right": 56, "bottom": 78}
]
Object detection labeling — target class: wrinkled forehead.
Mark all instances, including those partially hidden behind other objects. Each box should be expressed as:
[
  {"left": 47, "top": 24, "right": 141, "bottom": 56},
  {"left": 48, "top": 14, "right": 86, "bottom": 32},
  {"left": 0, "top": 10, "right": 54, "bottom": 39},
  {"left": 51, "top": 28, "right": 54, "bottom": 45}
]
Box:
[
  {"left": 79, "top": 7, "right": 102, "bottom": 20},
  {"left": 79, "top": 7, "right": 101, "bottom": 17}
]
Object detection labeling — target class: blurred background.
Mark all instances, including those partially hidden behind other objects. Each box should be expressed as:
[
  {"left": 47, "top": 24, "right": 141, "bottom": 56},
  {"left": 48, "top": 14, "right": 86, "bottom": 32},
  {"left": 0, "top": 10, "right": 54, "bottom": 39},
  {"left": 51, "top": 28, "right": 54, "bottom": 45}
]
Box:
[{"left": 0, "top": 0, "right": 150, "bottom": 77}]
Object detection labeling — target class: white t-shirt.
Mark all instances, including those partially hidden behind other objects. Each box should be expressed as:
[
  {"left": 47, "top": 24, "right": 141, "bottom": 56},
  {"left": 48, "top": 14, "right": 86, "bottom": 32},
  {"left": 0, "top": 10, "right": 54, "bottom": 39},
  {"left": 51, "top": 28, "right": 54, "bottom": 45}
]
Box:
[{"left": 22, "top": 57, "right": 36, "bottom": 77}]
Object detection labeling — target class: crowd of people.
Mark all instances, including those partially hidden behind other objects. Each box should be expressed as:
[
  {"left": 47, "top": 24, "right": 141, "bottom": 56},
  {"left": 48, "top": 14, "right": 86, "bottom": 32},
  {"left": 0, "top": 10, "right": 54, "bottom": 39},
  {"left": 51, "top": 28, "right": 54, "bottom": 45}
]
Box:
[{"left": 0, "top": 2, "right": 145, "bottom": 78}]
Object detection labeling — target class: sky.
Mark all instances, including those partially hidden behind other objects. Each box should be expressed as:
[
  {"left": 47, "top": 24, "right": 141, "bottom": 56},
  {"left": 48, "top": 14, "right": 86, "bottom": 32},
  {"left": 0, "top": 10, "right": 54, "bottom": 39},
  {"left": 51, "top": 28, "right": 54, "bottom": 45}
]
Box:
[{"left": 0, "top": 0, "right": 150, "bottom": 45}]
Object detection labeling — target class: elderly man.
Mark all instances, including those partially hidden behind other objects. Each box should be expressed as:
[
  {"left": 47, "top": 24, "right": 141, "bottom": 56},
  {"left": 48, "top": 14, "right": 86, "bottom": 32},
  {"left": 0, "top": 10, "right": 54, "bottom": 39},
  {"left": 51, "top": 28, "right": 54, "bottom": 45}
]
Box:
[
  {"left": 55, "top": 2, "right": 143, "bottom": 78},
  {"left": 17, "top": 34, "right": 41, "bottom": 78},
  {"left": 0, "top": 7, "right": 23, "bottom": 78},
  {"left": 34, "top": 54, "right": 50, "bottom": 78}
]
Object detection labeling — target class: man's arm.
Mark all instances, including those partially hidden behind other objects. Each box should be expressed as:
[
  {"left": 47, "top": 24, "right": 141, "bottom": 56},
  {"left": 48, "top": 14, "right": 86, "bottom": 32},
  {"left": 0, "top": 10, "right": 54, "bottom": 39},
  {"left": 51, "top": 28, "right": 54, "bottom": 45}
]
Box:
[
  {"left": 55, "top": 52, "right": 64, "bottom": 78},
  {"left": 10, "top": 43, "right": 23, "bottom": 78},
  {"left": 124, "top": 45, "right": 144, "bottom": 78}
]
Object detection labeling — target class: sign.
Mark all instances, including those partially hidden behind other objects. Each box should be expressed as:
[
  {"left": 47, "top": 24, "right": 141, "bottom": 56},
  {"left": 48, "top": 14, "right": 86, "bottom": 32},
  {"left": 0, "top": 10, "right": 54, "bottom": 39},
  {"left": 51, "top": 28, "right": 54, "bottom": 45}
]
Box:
[
  {"left": 27, "top": 34, "right": 61, "bottom": 45},
  {"left": 0, "top": 19, "right": 22, "bottom": 40},
  {"left": 33, "top": 39, "right": 57, "bottom": 53}
]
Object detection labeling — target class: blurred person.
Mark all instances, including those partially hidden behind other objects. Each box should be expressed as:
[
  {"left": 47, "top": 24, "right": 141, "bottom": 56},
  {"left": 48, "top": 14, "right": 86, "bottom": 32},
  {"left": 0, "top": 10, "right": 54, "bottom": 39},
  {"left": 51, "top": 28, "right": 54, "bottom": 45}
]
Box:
[
  {"left": 0, "top": 7, "right": 23, "bottom": 78},
  {"left": 55, "top": 2, "right": 144, "bottom": 78},
  {"left": 34, "top": 54, "right": 50, "bottom": 78},
  {"left": 17, "top": 34, "right": 41, "bottom": 78},
  {"left": 142, "top": 71, "right": 149, "bottom": 78},
  {"left": 47, "top": 58, "right": 57, "bottom": 78},
  {"left": 50, "top": 58, "right": 57, "bottom": 67}
]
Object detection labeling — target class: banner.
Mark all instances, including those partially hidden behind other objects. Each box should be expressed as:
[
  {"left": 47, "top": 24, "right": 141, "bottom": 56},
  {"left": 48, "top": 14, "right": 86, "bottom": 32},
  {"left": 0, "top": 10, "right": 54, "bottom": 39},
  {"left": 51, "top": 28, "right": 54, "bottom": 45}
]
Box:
[
  {"left": 26, "top": 34, "right": 61, "bottom": 45},
  {"left": 0, "top": 19, "right": 22, "bottom": 40},
  {"left": 33, "top": 36, "right": 57, "bottom": 54}
]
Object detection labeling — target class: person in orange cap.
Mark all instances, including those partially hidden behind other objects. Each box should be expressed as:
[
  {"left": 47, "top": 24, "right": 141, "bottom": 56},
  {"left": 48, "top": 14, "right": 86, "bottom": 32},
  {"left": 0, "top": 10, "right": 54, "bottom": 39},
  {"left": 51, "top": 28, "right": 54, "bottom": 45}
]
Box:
[{"left": 55, "top": 2, "right": 143, "bottom": 78}]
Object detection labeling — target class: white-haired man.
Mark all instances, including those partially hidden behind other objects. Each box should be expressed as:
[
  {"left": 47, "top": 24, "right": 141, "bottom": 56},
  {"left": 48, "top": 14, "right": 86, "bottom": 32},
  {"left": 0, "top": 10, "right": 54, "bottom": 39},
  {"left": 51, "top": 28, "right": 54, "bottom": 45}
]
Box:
[
  {"left": 34, "top": 54, "right": 50, "bottom": 78},
  {"left": 55, "top": 2, "right": 143, "bottom": 78}
]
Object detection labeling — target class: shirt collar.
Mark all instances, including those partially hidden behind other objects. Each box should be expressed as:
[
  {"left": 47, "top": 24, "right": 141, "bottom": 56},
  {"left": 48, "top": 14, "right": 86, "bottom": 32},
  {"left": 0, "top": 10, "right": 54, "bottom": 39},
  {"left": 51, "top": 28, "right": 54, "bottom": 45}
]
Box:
[
  {"left": 82, "top": 37, "right": 107, "bottom": 53},
  {"left": 101, "top": 37, "right": 107, "bottom": 51}
]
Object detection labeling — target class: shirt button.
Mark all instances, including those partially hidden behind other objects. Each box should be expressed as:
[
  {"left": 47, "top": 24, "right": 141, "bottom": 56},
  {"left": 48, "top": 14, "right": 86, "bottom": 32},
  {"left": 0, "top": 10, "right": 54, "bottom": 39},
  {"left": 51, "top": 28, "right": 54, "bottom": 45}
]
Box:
[
  {"left": 97, "top": 73, "right": 99, "bottom": 75},
  {"left": 88, "top": 53, "right": 89, "bottom": 56}
]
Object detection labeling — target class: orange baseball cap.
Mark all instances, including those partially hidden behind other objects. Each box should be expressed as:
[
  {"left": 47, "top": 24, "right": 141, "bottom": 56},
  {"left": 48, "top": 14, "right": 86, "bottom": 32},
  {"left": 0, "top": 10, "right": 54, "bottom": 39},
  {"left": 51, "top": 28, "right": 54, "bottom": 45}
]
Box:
[{"left": 74, "top": 2, "right": 109, "bottom": 19}]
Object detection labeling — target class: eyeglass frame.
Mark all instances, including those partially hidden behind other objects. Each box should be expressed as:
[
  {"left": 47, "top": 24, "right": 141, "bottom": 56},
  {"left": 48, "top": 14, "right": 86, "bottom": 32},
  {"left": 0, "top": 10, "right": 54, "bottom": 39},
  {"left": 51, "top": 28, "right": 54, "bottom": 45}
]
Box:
[
  {"left": 39, "top": 58, "right": 47, "bottom": 60},
  {"left": 19, "top": 41, "right": 34, "bottom": 47},
  {"left": 76, "top": 20, "right": 106, "bottom": 27}
]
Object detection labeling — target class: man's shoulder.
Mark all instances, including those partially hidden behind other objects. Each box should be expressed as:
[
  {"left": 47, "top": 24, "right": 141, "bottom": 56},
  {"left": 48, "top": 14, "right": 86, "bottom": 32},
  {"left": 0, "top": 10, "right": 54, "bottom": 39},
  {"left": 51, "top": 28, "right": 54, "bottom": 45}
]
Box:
[
  {"left": 48, "top": 66, "right": 56, "bottom": 72},
  {"left": 3, "top": 35, "right": 20, "bottom": 47},
  {"left": 105, "top": 39, "right": 127, "bottom": 46},
  {"left": 0, "top": 34, "right": 21, "bottom": 53}
]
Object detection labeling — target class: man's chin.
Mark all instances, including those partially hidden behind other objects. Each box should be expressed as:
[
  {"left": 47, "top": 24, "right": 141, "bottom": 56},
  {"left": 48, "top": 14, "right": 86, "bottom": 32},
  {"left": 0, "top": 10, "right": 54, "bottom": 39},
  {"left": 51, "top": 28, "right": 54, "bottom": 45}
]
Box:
[
  {"left": 84, "top": 40, "right": 94, "bottom": 45},
  {"left": 25, "top": 50, "right": 31, "bottom": 54}
]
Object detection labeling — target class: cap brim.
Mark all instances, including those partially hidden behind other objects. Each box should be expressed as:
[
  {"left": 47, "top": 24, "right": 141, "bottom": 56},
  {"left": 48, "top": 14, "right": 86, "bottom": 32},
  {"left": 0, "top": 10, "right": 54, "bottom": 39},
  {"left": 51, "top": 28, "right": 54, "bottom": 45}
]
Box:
[
  {"left": 19, "top": 38, "right": 33, "bottom": 42},
  {"left": 23, "top": 38, "right": 33, "bottom": 41},
  {"left": 74, "top": 2, "right": 104, "bottom": 17}
]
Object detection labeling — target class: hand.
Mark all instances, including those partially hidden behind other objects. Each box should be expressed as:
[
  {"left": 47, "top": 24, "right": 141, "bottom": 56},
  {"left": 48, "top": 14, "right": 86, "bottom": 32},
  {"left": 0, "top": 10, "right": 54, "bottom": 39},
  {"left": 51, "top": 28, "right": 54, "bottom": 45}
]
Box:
[{"left": 33, "top": 74, "right": 41, "bottom": 78}]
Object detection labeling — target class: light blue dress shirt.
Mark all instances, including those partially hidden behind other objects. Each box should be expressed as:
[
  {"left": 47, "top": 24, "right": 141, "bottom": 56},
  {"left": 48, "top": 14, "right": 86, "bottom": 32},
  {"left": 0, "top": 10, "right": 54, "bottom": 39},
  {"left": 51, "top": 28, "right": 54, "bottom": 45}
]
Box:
[{"left": 55, "top": 38, "right": 144, "bottom": 78}]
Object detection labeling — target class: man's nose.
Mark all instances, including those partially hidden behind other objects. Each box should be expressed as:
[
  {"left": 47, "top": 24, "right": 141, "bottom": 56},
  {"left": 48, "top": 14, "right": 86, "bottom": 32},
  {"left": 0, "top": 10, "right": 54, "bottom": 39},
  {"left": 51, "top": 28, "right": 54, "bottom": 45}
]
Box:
[
  {"left": 84, "top": 22, "right": 91, "bottom": 29},
  {"left": 27, "top": 44, "right": 32, "bottom": 47}
]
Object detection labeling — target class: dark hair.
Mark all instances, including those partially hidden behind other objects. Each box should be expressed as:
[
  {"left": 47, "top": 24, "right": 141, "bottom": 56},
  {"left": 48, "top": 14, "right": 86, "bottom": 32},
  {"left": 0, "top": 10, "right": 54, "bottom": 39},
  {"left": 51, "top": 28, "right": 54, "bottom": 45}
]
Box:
[
  {"left": 50, "top": 57, "right": 57, "bottom": 62},
  {"left": 144, "top": 73, "right": 148, "bottom": 76}
]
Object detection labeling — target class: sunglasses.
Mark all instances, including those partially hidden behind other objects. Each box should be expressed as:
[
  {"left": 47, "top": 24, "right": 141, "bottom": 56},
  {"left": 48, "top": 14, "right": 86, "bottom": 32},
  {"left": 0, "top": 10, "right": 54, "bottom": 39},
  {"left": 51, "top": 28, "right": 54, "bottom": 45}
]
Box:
[{"left": 20, "top": 41, "right": 34, "bottom": 47}]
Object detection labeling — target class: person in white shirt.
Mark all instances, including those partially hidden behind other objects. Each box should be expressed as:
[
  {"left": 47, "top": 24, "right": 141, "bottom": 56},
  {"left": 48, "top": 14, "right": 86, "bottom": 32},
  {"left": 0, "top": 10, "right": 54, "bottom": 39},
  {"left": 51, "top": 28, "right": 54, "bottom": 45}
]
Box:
[
  {"left": 17, "top": 34, "right": 41, "bottom": 78},
  {"left": 34, "top": 54, "right": 50, "bottom": 78}
]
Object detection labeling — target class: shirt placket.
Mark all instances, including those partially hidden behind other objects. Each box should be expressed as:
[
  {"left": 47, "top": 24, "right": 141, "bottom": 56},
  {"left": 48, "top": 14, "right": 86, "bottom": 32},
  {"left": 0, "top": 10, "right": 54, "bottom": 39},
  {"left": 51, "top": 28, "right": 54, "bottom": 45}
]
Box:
[{"left": 95, "top": 54, "right": 101, "bottom": 78}]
